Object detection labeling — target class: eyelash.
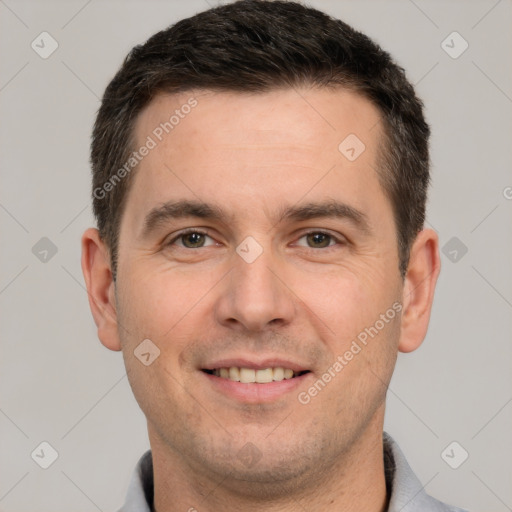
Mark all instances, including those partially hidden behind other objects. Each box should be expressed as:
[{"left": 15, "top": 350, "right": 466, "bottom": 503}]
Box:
[{"left": 166, "top": 228, "right": 346, "bottom": 251}]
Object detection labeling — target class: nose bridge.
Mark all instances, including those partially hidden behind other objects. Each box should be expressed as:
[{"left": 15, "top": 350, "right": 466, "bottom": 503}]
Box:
[{"left": 216, "top": 237, "right": 295, "bottom": 331}]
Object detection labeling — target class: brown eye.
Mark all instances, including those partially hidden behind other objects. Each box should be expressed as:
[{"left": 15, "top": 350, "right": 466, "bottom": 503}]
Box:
[
  {"left": 181, "top": 232, "right": 206, "bottom": 248},
  {"left": 305, "top": 232, "right": 333, "bottom": 248},
  {"left": 295, "top": 231, "right": 342, "bottom": 249},
  {"left": 168, "top": 230, "right": 215, "bottom": 249}
]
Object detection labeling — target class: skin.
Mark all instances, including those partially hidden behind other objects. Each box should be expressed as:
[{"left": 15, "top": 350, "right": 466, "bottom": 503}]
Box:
[{"left": 81, "top": 87, "right": 440, "bottom": 512}]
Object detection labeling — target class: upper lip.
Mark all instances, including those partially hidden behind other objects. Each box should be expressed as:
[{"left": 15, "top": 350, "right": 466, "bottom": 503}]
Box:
[{"left": 201, "top": 357, "right": 310, "bottom": 372}]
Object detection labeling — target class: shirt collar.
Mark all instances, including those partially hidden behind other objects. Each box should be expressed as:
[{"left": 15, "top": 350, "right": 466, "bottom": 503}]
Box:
[{"left": 119, "top": 432, "right": 465, "bottom": 512}]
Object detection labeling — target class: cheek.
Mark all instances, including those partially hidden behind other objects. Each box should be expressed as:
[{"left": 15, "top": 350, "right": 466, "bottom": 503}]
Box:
[
  {"left": 292, "top": 261, "right": 402, "bottom": 405},
  {"left": 117, "top": 260, "right": 213, "bottom": 343},
  {"left": 116, "top": 266, "right": 205, "bottom": 429},
  {"left": 292, "top": 263, "right": 395, "bottom": 343}
]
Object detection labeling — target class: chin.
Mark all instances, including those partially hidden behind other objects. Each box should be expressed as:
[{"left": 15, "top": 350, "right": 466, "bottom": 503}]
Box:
[
  {"left": 189, "top": 435, "right": 329, "bottom": 497},
  {"left": 208, "top": 461, "right": 315, "bottom": 500}
]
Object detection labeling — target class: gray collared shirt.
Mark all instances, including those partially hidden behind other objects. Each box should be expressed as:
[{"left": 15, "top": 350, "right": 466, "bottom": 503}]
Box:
[{"left": 118, "top": 432, "right": 467, "bottom": 512}]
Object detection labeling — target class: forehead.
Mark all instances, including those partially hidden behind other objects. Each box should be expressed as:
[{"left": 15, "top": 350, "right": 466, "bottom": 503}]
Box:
[
  {"left": 124, "top": 87, "right": 391, "bottom": 235},
  {"left": 135, "top": 86, "right": 382, "bottom": 153}
]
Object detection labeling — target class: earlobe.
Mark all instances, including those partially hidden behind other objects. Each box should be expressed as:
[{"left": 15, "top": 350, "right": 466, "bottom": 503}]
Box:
[
  {"left": 81, "top": 228, "right": 122, "bottom": 351},
  {"left": 397, "top": 229, "right": 441, "bottom": 353}
]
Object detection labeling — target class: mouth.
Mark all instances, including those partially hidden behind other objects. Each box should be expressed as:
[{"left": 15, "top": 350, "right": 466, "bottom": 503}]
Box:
[
  {"left": 200, "top": 359, "right": 312, "bottom": 403},
  {"left": 202, "top": 367, "right": 310, "bottom": 383}
]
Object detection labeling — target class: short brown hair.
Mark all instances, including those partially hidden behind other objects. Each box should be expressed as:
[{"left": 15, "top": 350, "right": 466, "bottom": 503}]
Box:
[{"left": 91, "top": 0, "right": 430, "bottom": 280}]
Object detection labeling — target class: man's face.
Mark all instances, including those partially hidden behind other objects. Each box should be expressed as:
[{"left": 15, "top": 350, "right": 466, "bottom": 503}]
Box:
[{"left": 114, "top": 88, "right": 404, "bottom": 486}]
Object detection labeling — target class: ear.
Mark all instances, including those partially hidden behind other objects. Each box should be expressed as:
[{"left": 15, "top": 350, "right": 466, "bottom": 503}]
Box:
[
  {"left": 398, "top": 228, "right": 441, "bottom": 353},
  {"left": 81, "top": 228, "right": 122, "bottom": 351}
]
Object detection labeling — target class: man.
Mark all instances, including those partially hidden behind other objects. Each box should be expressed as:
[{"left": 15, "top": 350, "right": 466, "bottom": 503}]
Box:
[{"left": 81, "top": 1, "right": 467, "bottom": 510}]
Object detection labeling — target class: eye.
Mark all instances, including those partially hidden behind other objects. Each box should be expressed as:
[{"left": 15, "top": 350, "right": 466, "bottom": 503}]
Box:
[
  {"left": 295, "top": 231, "right": 344, "bottom": 249},
  {"left": 165, "top": 229, "right": 344, "bottom": 251},
  {"left": 168, "top": 229, "right": 217, "bottom": 249}
]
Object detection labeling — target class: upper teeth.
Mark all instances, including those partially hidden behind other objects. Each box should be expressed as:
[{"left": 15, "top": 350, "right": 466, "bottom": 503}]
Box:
[{"left": 214, "top": 367, "right": 296, "bottom": 383}]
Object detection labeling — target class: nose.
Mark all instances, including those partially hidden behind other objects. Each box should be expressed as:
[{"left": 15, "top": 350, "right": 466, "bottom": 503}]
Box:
[{"left": 215, "top": 244, "right": 296, "bottom": 333}]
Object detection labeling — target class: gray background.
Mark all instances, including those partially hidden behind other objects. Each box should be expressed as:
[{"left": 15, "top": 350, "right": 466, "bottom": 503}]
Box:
[{"left": 0, "top": 0, "right": 511, "bottom": 510}]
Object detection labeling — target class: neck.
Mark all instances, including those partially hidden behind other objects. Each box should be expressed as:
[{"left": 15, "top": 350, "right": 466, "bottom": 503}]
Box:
[{"left": 150, "top": 421, "right": 389, "bottom": 512}]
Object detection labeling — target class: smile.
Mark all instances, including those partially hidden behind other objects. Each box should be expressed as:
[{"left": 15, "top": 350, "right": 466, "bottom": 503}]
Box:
[{"left": 203, "top": 367, "right": 309, "bottom": 383}]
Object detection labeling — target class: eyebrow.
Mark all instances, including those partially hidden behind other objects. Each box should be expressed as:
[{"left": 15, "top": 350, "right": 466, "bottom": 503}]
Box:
[
  {"left": 141, "top": 200, "right": 231, "bottom": 239},
  {"left": 278, "top": 200, "right": 372, "bottom": 235},
  {"left": 140, "top": 199, "right": 372, "bottom": 239}
]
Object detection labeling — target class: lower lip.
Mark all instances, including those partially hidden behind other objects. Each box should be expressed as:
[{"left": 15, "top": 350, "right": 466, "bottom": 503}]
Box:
[{"left": 202, "top": 371, "right": 311, "bottom": 403}]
